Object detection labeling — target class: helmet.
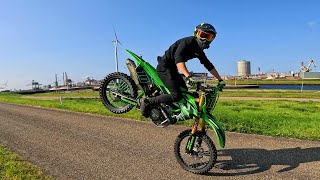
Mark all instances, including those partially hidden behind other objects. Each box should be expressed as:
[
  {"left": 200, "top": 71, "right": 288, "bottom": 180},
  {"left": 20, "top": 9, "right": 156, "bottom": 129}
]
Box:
[{"left": 193, "top": 23, "right": 217, "bottom": 49}]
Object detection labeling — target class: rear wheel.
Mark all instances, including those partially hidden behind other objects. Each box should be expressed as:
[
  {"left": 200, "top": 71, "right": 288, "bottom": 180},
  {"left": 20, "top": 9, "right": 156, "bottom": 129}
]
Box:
[
  {"left": 174, "top": 129, "right": 217, "bottom": 174},
  {"left": 99, "top": 72, "right": 138, "bottom": 114}
]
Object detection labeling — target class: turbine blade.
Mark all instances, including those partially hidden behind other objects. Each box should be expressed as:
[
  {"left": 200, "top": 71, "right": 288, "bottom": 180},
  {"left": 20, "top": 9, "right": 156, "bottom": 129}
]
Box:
[
  {"left": 113, "top": 26, "right": 118, "bottom": 41},
  {"left": 112, "top": 26, "right": 122, "bottom": 45}
]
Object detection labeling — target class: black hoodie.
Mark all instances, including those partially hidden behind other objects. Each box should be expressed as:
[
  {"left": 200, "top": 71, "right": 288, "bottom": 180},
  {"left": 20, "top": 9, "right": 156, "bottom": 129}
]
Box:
[{"left": 157, "top": 36, "right": 215, "bottom": 72}]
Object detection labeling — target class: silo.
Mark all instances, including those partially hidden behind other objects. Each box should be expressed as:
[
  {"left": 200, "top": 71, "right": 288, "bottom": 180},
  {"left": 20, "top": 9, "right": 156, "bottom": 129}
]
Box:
[{"left": 237, "top": 60, "right": 251, "bottom": 76}]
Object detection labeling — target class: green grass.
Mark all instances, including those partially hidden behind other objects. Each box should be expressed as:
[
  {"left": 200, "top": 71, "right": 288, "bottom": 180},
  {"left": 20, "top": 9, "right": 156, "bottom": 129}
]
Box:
[
  {"left": 31, "top": 90, "right": 98, "bottom": 98},
  {"left": 0, "top": 145, "right": 52, "bottom": 179},
  {"left": 0, "top": 92, "right": 145, "bottom": 121},
  {"left": 214, "top": 100, "right": 320, "bottom": 140}
]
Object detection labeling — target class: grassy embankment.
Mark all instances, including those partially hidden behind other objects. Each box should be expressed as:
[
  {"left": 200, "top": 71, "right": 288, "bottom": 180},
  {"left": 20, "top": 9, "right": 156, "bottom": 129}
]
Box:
[
  {"left": 0, "top": 145, "right": 52, "bottom": 179},
  {"left": 0, "top": 89, "right": 319, "bottom": 178}
]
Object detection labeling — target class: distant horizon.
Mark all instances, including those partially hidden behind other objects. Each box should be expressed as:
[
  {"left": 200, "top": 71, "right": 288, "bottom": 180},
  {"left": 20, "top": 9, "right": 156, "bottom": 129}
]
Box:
[{"left": 1, "top": 57, "right": 320, "bottom": 91}]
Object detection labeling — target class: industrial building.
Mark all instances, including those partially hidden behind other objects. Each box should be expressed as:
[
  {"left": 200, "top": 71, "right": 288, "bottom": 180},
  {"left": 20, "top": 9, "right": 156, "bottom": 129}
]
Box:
[
  {"left": 235, "top": 58, "right": 320, "bottom": 80},
  {"left": 299, "top": 59, "right": 320, "bottom": 79},
  {"left": 300, "top": 72, "right": 320, "bottom": 79},
  {"left": 237, "top": 60, "right": 251, "bottom": 76}
]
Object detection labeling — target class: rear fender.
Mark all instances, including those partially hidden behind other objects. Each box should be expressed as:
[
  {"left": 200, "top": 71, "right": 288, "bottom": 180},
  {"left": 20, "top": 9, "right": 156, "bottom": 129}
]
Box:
[
  {"left": 201, "top": 113, "right": 226, "bottom": 148},
  {"left": 126, "top": 49, "right": 169, "bottom": 94}
]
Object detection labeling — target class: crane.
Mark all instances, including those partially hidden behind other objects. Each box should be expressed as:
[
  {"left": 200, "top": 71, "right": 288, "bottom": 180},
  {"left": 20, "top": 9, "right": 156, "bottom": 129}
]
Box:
[{"left": 300, "top": 58, "right": 316, "bottom": 72}]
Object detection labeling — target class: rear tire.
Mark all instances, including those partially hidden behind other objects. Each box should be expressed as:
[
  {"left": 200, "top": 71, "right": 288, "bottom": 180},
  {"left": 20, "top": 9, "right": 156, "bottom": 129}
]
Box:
[
  {"left": 174, "top": 129, "right": 217, "bottom": 174},
  {"left": 99, "top": 72, "right": 138, "bottom": 114}
]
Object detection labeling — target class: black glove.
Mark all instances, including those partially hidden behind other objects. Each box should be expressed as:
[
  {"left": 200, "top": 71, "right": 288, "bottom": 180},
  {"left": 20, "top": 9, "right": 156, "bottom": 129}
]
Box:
[
  {"left": 217, "top": 79, "right": 226, "bottom": 91},
  {"left": 186, "top": 76, "right": 196, "bottom": 87}
]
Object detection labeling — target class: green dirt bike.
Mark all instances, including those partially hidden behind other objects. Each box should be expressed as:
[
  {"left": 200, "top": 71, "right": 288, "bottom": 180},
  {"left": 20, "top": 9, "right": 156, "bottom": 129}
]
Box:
[{"left": 99, "top": 49, "right": 226, "bottom": 174}]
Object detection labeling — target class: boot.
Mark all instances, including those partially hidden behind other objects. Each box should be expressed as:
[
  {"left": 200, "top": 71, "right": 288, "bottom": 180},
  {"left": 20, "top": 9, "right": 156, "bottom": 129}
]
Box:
[{"left": 138, "top": 98, "right": 149, "bottom": 117}]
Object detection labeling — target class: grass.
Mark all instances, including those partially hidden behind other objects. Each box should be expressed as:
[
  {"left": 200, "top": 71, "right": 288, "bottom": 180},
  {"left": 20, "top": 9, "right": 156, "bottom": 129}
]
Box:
[
  {"left": 0, "top": 145, "right": 52, "bottom": 179},
  {"left": 214, "top": 100, "right": 320, "bottom": 140},
  {"left": 31, "top": 90, "right": 98, "bottom": 98}
]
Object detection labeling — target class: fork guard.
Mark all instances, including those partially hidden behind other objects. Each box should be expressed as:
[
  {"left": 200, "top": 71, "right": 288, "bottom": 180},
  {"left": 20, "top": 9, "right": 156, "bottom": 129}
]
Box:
[{"left": 201, "top": 113, "right": 226, "bottom": 148}]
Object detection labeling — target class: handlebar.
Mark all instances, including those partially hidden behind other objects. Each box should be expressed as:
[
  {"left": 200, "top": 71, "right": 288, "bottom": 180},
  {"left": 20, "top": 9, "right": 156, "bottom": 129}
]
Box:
[{"left": 195, "top": 81, "right": 225, "bottom": 92}]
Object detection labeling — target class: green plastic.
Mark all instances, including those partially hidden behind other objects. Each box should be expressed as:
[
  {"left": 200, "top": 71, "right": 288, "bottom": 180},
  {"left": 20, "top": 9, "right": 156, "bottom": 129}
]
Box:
[
  {"left": 126, "top": 49, "right": 169, "bottom": 93},
  {"left": 201, "top": 113, "right": 226, "bottom": 148},
  {"left": 125, "top": 49, "right": 226, "bottom": 148}
]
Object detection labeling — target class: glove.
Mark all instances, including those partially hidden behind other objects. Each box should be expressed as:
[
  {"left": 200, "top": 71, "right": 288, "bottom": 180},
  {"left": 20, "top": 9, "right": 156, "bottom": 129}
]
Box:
[
  {"left": 217, "top": 79, "right": 226, "bottom": 91},
  {"left": 186, "top": 76, "right": 196, "bottom": 87},
  {"left": 218, "top": 79, "right": 226, "bottom": 86}
]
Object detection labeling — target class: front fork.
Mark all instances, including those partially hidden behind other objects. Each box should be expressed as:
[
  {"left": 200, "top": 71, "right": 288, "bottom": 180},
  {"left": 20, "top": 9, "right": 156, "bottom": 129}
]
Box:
[{"left": 186, "top": 92, "right": 206, "bottom": 153}]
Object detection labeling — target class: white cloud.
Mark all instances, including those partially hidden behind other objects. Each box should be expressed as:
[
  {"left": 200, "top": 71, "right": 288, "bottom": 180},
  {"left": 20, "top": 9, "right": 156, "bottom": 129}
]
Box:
[{"left": 307, "top": 20, "right": 318, "bottom": 30}]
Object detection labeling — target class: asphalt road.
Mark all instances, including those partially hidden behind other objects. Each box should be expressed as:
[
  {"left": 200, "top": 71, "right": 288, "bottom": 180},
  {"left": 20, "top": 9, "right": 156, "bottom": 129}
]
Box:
[{"left": 0, "top": 102, "right": 319, "bottom": 180}]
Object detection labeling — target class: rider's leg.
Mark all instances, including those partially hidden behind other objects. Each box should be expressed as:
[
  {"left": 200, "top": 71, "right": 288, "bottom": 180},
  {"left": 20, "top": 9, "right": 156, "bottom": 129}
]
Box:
[
  {"left": 138, "top": 69, "right": 185, "bottom": 117},
  {"left": 148, "top": 69, "right": 186, "bottom": 104}
]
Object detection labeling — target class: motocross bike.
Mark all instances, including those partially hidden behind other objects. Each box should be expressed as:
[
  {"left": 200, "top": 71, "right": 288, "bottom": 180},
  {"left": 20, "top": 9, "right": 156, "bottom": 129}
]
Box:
[{"left": 99, "top": 49, "right": 226, "bottom": 174}]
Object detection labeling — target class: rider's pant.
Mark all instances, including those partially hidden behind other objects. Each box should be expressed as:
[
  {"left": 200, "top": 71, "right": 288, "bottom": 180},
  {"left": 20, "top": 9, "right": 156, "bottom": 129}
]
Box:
[{"left": 148, "top": 66, "right": 187, "bottom": 104}]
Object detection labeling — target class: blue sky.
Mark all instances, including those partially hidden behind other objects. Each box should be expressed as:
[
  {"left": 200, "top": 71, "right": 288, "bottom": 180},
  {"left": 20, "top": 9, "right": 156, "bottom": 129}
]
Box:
[{"left": 0, "top": 0, "right": 319, "bottom": 90}]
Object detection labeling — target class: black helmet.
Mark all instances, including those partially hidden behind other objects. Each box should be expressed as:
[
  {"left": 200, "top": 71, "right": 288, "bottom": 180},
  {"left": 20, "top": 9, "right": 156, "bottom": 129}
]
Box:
[{"left": 193, "top": 23, "right": 217, "bottom": 49}]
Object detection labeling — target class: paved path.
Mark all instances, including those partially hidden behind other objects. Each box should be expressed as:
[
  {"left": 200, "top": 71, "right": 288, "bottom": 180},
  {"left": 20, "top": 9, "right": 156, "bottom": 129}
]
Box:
[{"left": 0, "top": 102, "right": 319, "bottom": 179}]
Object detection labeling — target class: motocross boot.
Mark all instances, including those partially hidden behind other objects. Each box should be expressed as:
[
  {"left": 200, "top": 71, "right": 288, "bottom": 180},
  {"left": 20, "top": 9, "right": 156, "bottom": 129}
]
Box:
[{"left": 138, "top": 98, "right": 149, "bottom": 117}]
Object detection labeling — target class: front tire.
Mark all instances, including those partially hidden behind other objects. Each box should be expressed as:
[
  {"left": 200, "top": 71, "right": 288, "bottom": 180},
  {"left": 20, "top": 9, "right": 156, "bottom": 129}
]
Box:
[
  {"left": 99, "top": 72, "right": 138, "bottom": 114},
  {"left": 174, "top": 129, "right": 217, "bottom": 174}
]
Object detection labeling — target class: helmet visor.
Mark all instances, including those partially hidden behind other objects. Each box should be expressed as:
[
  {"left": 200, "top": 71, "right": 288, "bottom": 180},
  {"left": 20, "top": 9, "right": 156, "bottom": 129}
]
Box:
[{"left": 196, "top": 30, "right": 215, "bottom": 42}]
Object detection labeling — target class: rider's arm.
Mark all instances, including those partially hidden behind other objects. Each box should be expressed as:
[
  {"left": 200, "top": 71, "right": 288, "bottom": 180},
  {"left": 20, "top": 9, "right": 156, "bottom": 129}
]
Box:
[
  {"left": 174, "top": 40, "right": 192, "bottom": 78},
  {"left": 198, "top": 52, "right": 223, "bottom": 81},
  {"left": 176, "top": 62, "right": 192, "bottom": 77},
  {"left": 209, "top": 67, "right": 223, "bottom": 81}
]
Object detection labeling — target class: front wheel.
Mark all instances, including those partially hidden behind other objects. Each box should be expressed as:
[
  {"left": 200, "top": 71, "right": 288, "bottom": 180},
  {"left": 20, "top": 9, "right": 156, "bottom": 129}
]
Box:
[{"left": 174, "top": 129, "right": 217, "bottom": 174}]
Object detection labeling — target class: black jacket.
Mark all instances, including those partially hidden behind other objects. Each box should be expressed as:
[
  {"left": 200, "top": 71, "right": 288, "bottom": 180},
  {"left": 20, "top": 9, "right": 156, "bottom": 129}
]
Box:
[{"left": 157, "top": 36, "right": 215, "bottom": 72}]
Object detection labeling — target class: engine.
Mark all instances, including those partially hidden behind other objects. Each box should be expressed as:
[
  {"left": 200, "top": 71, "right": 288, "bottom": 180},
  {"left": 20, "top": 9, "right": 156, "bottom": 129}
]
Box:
[
  {"left": 149, "top": 106, "right": 165, "bottom": 124},
  {"left": 149, "top": 106, "right": 170, "bottom": 127}
]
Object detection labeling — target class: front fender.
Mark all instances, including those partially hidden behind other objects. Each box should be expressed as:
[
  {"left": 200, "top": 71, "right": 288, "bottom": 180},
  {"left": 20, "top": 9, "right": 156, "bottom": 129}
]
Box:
[{"left": 201, "top": 113, "right": 226, "bottom": 148}]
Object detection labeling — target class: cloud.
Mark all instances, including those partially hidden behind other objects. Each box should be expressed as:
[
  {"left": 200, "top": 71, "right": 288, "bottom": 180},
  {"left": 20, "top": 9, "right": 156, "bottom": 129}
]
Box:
[{"left": 307, "top": 20, "right": 318, "bottom": 30}]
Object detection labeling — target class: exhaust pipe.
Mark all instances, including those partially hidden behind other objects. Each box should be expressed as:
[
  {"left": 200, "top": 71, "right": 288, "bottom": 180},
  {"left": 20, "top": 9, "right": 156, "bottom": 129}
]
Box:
[{"left": 126, "top": 58, "right": 143, "bottom": 90}]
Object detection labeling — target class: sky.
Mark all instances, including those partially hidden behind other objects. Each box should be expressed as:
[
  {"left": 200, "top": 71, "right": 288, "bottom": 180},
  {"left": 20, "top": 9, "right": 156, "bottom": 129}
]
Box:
[{"left": 0, "top": 0, "right": 319, "bottom": 90}]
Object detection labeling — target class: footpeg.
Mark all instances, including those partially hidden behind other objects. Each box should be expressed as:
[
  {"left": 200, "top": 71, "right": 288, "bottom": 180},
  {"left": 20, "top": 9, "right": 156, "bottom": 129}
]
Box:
[{"left": 159, "top": 119, "right": 171, "bottom": 128}]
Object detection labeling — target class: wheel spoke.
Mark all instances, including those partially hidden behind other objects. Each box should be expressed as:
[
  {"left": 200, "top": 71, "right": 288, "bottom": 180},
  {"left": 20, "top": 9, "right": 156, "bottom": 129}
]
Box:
[
  {"left": 202, "top": 151, "right": 211, "bottom": 157},
  {"left": 102, "top": 76, "right": 133, "bottom": 110},
  {"left": 175, "top": 130, "right": 217, "bottom": 174}
]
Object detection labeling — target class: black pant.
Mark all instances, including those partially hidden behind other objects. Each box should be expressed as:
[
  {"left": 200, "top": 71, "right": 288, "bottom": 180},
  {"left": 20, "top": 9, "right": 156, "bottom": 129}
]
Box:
[{"left": 148, "top": 66, "right": 187, "bottom": 104}]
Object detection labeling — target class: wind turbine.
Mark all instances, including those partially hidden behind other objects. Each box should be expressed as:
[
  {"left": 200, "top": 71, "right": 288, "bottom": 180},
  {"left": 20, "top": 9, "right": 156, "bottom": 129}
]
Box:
[{"left": 112, "top": 27, "right": 122, "bottom": 72}]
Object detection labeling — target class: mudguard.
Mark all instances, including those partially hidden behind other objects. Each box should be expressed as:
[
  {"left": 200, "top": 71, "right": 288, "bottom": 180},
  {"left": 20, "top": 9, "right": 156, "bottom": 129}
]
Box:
[
  {"left": 201, "top": 113, "right": 226, "bottom": 148},
  {"left": 126, "top": 49, "right": 170, "bottom": 94}
]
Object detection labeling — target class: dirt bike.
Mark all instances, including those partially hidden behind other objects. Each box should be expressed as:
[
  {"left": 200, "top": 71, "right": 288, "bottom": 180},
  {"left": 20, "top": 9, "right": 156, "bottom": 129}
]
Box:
[{"left": 99, "top": 49, "right": 226, "bottom": 174}]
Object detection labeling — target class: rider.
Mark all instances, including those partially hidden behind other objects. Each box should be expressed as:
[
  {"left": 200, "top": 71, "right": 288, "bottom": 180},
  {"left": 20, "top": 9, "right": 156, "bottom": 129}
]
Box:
[{"left": 138, "top": 23, "right": 225, "bottom": 119}]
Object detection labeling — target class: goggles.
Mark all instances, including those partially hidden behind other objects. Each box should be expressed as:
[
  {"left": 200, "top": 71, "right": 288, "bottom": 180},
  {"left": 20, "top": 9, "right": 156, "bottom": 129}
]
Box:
[{"left": 196, "top": 30, "right": 215, "bottom": 42}]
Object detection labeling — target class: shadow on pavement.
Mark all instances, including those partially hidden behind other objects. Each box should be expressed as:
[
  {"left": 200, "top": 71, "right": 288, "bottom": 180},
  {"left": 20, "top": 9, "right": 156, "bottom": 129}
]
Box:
[{"left": 207, "top": 146, "right": 320, "bottom": 176}]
